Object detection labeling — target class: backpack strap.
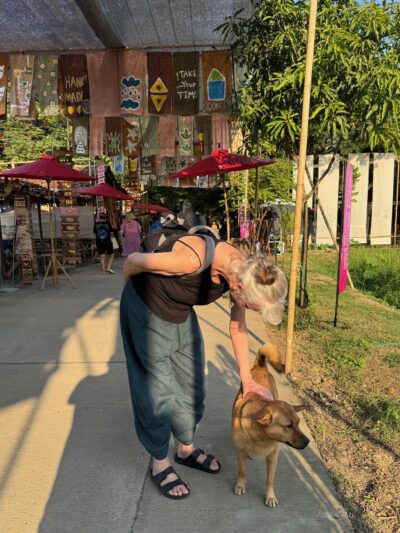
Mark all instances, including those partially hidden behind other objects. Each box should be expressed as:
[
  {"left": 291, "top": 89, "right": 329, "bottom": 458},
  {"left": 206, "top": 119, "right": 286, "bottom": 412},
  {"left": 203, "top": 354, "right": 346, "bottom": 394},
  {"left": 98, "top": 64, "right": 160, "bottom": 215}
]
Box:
[{"left": 184, "top": 235, "right": 216, "bottom": 276}]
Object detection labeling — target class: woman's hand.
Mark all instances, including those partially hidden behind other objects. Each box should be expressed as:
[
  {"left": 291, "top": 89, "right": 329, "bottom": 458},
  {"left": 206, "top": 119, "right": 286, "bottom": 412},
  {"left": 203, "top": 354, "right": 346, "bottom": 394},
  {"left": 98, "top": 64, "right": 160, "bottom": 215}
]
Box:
[{"left": 242, "top": 377, "right": 274, "bottom": 401}]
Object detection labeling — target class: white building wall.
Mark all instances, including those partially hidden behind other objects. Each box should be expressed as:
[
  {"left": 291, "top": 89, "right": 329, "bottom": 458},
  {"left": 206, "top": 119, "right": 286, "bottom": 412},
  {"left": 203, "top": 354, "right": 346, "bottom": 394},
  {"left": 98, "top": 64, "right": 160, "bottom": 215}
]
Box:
[
  {"left": 370, "top": 153, "right": 394, "bottom": 245},
  {"left": 316, "top": 154, "right": 339, "bottom": 245},
  {"left": 348, "top": 154, "right": 369, "bottom": 244}
]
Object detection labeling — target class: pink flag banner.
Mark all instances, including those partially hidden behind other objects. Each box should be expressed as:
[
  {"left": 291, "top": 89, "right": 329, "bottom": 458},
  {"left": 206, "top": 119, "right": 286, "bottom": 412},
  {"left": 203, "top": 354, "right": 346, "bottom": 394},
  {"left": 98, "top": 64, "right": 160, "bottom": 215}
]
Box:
[{"left": 338, "top": 163, "right": 353, "bottom": 293}]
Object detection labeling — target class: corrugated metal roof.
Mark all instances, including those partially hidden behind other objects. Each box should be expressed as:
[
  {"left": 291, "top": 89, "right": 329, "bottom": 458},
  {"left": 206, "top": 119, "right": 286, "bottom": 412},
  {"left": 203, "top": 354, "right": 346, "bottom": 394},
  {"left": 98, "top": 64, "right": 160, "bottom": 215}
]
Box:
[{"left": 0, "top": 0, "right": 252, "bottom": 52}]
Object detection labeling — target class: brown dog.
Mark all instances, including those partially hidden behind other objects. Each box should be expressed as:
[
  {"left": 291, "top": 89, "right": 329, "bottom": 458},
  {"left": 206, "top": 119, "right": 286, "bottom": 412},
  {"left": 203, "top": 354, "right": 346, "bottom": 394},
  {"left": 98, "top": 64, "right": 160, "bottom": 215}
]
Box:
[{"left": 232, "top": 343, "right": 310, "bottom": 507}]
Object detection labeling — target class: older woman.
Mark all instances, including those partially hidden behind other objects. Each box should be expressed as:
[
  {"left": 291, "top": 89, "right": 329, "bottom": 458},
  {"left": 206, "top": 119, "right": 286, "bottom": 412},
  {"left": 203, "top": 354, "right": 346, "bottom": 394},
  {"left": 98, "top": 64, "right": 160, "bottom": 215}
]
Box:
[
  {"left": 120, "top": 234, "right": 287, "bottom": 500},
  {"left": 121, "top": 211, "right": 142, "bottom": 257}
]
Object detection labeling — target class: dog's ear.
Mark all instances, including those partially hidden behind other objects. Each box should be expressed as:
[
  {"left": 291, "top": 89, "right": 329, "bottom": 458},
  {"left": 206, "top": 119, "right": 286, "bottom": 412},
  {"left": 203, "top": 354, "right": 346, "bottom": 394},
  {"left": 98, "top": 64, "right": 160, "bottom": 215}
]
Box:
[
  {"left": 293, "top": 404, "right": 307, "bottom": 412},
  {"left": 245, "top": 399, "right": 273, "bottom": 424}
]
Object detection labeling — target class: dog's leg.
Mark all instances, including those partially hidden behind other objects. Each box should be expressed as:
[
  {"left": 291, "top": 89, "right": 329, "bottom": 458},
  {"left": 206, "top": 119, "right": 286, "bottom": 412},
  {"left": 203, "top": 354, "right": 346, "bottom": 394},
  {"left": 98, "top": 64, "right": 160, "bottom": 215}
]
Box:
[
  {"left": 265, "top": 447, "right": 280, "bottom": 507},
  {"left": 234, "top": 449, "right": 248, "bottom": 495}
]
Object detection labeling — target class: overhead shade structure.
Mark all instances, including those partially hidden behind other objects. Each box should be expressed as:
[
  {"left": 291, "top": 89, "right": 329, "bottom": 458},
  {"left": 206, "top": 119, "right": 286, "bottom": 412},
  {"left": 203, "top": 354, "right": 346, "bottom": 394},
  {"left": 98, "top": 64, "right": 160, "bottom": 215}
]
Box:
[
  {"left": 169, "top": 148, "right": 274, "bottom": 241},
  {"left": 132, "top": 203, "right": 171, "bottom": 214},
  {"left": 168, "top": 148, "right": 274, "bottom": 179},
  {"left": 0, "top": 155, "right": 92, "bottom": 289},
  {"left": 77, "top": 182, "right": 131, "bottom": 200}
]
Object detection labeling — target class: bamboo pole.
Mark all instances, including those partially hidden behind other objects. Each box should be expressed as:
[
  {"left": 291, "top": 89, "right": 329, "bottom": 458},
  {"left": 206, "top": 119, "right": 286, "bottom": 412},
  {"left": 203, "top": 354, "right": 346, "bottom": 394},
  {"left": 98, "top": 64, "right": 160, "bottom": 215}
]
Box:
[{"left": 285, "top": 0, "right": 318, "bottom": 375}]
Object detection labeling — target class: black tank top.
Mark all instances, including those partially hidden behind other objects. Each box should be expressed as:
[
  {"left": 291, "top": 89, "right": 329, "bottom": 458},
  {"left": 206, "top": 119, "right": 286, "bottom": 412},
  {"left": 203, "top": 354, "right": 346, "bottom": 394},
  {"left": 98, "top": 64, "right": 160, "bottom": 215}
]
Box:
[{"left": 131, "top": 239, "right": 229, "bottom": 323}]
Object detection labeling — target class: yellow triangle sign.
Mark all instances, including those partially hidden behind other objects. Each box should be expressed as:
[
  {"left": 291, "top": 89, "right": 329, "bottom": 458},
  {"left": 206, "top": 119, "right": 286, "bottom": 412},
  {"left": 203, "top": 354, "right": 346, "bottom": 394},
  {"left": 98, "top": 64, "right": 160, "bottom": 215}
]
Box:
[
  {"left": 150, "top": 77, "right": 168, "bottom": 94},
  {"left": 151, "top": 94, "right": 167, "bottom": 113}
]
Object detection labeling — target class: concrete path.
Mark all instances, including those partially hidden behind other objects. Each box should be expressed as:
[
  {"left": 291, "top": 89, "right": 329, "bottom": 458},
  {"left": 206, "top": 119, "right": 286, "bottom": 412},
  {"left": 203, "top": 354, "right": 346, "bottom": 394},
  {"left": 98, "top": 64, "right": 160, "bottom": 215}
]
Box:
[{"left": 0, "top": 259, "right": 352, "bottom": 533}]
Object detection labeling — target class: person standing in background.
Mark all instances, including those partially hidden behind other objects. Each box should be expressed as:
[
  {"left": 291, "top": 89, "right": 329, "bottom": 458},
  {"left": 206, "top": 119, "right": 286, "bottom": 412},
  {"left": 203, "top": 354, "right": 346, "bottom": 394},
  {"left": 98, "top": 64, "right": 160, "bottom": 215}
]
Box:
[
  {"left": 121, "top": 212, "right": 142, "bottom": 257},
  {"left": 93, "top": 212, "right": 115, "bottom": 275}
]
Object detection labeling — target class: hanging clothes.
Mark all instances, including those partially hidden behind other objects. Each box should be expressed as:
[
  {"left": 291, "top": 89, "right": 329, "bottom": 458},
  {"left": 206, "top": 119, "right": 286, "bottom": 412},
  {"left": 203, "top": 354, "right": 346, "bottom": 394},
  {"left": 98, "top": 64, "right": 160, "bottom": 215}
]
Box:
[{"left": 212, "top": 114, "right": 231, "bottom": 151}]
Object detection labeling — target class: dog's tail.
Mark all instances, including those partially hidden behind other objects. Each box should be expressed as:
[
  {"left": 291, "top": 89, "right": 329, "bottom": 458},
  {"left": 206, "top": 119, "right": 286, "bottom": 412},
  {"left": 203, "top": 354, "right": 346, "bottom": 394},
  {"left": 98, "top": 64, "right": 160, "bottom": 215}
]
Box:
[{"left": 256, "top": 342, "right": 284, "bottom": 373}]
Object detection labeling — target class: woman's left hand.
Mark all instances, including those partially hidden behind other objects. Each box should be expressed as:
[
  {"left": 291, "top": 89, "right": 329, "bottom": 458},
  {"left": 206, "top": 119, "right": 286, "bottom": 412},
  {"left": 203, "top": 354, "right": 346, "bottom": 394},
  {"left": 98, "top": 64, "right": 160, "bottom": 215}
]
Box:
[{"left": 242, "top": 377, "right": 274, "bottom": 401}]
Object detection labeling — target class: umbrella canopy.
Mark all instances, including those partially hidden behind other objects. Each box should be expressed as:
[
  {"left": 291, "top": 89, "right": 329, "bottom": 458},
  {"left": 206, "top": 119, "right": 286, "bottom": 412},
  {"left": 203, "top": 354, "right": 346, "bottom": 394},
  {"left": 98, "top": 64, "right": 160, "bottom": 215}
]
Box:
[
  {"left": 132, "top": 203, "right": 171, "bottom": 214},
  {"left": 0, "top": 155, "right": 92, "bottom": 181},
  {"left": 76, "top": 182, "right": 131, "bottom": 200},
  {"left": 168, "top": 148, "right": 274, "bottom": 179}
]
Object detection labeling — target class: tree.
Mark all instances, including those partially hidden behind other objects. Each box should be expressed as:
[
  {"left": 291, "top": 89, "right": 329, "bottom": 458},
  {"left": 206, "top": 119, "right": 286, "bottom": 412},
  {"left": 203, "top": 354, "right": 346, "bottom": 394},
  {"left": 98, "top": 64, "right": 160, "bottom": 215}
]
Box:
[{"left": 218, "top": 0, "right": 400, "bottom": 158}]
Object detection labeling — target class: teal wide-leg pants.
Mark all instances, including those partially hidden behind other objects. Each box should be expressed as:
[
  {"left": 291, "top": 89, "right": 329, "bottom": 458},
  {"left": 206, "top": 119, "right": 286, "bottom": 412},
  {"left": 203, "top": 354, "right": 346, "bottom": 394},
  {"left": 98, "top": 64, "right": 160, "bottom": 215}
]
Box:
[{"left": 120, "top": 281, "right": 206, "bottom": 459}]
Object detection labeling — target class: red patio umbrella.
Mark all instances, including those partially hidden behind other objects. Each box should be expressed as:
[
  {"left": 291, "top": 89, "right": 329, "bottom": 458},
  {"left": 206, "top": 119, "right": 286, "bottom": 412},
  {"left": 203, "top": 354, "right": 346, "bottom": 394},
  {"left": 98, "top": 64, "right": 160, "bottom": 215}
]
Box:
[
  {"left": 169, "top": 148, "right": 274, "bottom": 241},
  {"left": 168, "top": 148, "right": 273, "bottom": 179},
  {"left": 76, "top": 182, "right": 132, "bottom": 200},
  {"left": 132, "top": 203, "right": 172, "bottom": 214},
  {"left": 0, "top": 155, "right": 93, "bottom": 289}
]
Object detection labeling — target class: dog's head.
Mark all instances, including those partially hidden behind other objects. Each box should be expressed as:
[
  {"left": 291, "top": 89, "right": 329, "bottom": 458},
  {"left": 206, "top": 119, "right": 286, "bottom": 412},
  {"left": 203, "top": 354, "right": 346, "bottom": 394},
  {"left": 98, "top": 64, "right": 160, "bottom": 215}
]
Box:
[{"left": 243, "top": 396, "right": 310, "bottom": 450}]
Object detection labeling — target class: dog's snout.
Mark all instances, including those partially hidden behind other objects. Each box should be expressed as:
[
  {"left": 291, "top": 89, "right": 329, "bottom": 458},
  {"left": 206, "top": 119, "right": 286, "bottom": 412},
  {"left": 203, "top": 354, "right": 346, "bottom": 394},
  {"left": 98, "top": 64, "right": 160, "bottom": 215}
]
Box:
[{"left": 301, "top": 437, "right": 310, "bottom": 449}]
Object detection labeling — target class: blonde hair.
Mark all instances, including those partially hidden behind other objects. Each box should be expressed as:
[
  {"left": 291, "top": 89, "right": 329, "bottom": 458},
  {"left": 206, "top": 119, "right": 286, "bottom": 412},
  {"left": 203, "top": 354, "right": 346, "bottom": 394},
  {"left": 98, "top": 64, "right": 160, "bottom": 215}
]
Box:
[
  {"left": 229, "top": 254, "right": 288, "bottom": 325},
  {"left": 125, "top": 211, "right": 134, "bottom": 223}
]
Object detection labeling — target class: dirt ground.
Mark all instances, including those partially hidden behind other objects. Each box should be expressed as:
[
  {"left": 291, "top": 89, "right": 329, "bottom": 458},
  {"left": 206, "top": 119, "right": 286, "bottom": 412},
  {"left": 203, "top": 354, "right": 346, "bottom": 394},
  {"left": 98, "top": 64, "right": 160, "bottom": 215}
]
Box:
[{"left": 266, "top": 327, "right": 400, "bottom": 533}]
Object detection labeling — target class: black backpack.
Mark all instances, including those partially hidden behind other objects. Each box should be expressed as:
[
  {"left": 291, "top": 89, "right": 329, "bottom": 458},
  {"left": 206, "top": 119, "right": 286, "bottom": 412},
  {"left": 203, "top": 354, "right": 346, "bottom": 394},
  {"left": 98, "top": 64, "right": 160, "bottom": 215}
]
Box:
[{"left": 141, "top": 199, "right": 219, "bottom": 253}]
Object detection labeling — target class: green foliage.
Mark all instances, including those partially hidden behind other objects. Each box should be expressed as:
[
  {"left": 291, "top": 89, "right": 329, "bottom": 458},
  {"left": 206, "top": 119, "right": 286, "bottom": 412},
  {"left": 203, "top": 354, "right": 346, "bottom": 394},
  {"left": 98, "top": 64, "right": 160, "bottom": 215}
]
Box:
[
  {"left": 0, "top": 116, "right": 68, "bottom": 162},
  {"left": 147, "top": 185, "right": 225, "bottom": 222},
  {"left": 384, "top": 353, "right": 400, "bottom": 368},
  {"left": 218, "top": 0, "right": 400, "bottom": 157}
]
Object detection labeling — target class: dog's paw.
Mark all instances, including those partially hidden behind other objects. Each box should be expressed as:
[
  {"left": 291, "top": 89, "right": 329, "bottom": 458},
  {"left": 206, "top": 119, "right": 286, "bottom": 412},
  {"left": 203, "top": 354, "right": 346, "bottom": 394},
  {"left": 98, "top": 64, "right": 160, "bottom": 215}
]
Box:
[
  {"left": 265, "top": 494, "right": 278, "bottom": 507},
  {"left": 234, "top": 482, "right": 246, "bottom": 495}
]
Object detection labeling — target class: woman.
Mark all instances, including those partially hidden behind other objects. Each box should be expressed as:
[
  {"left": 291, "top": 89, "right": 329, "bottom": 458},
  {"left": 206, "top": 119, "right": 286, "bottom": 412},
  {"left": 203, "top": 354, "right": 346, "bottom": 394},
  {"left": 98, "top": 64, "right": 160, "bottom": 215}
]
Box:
[
  {"left": 120, "top": 234, "right": 287, "bottom": 500},
  {"left": 121, "top": 212, "right": 142, "bottom": 257}
]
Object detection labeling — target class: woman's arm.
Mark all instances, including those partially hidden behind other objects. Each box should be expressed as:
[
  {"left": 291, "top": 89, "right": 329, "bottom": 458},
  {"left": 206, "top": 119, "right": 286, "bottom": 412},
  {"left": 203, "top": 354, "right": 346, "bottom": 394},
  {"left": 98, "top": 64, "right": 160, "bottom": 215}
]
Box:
[
  {"left": 230, "top": 300, "right": 274, "bottom": 400},
  {"left": 122, "top": 236, "right": 206, "bottom": 281}
]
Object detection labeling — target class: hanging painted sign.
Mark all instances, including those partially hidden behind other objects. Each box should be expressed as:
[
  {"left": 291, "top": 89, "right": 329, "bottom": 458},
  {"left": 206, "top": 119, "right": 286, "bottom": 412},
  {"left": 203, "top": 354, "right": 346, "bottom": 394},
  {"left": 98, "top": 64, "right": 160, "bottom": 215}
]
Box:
[
  {"left": 72, "top": 117, "right": 89, "bottom": 155},
  {"left": 34, "top": 56, "right": 59, "bottom": 117},
  {"left": 105, "top": 117, "right": 122, "bottom": 156},
  {"left": 10, "top": 54, "right": 35, "bottom": 118},
  {"left": 159, "top": 115, "right": 176, "bottom": 157},
  {"left": 97, "top": 162, "right": 106, "bottom": 184},
  {"left": 59, "top": 55, "right": 90, "bottom": 117},
  {"left": 147, "top": 52, "right": 173, "bottom": 115},
  {"left": 87, "top": 51, "right": 120, "bottom": 117},
  {"left": 122, "top": 117, "right": 141, "bottom": 158},
  {"left": 0, "top": 54, "right": 8, "bottom": 118},
  {"left": 140, "top": 116, "right": 159, "bottom": 156},
  {"left": 118, "top": 50, "right": 147, "bottom": 115},
  {"left": 178, "top": 116, "right": 193, "bottom": 156},
  {"left": 140, "top": 156, "right": 153, "bottom": 176},
  {"left": 201, "top": 50, "right": 233, "bottom": 114},
  {"left": 212, "top": 114, "right": 230, "bottom": 150},
  {"left": 113, "top": 156, "right": 125, "bottom": 175},
  {"left": 173, "top": 52, "right": 199, "bottom": 115},
  {"left": 338, "top": 163, "right": 353, "bottom": 293}
]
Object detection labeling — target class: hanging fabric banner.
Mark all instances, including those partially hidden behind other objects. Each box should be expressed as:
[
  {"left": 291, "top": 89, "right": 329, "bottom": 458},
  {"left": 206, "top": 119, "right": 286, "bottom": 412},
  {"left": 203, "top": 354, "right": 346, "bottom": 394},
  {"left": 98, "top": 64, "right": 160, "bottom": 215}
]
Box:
[
  {"left": 173, "top": 52, "right": 199, "bottom": 115},
  {"left": 118, "top": 50, "right": 147, "bottom": 116},
  {"left": 89, "top": 116, "right": 105, "bottom": 156},
  {"left": 159, "top": 115, "right": 176, "bottom": 157},
  {"left": 34, "top": 56, "right": 59, "bottom": 117},
  {"left": 10, "top": 55, "right": 35, "bottom": 118},
  {"left": 72, "top": 117, "right": 89, "bottom": 155},
  {"left": 147, "top": 52, "right": 173, "bottom": 115},
  {"left": 195, "top": 116, "right": 212, "bottom": 156},
  {"left": 140, "top": 116, "right": 159, "bottom": 156},
  {"left": 178, "top": 116, "right": 194, "bottom": 156},
  {"left": 105, "top": 117, "right": 123, "bottom": 156},
  {"left": 166, "top": 157, "right": 176, "bottom": 174},
  {"left": 0, "top": 54, "right": 8, "bottom": 118},
  {"left": 58, "top": 54, "right": 90, "bottom": 117},
  {"left": 122, "top": 117, "right": 141, "bottom": 158},
  {"left": 212, "top": 114, "right": 230, "bottom": 150},
  {"left": 113, "top": 155, "right": 125, "bottom": 175},
  {"left": 87, "top": 51, "right": 120, "bottom": 117},
  {"left": 201, "top": 50, "right": 233, "bottom": 114}
]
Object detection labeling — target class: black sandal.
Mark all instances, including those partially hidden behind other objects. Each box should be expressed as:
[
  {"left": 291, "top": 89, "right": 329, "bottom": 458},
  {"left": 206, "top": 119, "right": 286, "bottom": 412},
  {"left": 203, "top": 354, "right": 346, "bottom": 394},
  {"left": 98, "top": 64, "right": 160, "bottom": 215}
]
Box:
[
  {"left": 174, "top": 448, "right": 221, "bottom": 474},
  {"left": 151, "top": 466, "right": 190, "bottom": 500}
]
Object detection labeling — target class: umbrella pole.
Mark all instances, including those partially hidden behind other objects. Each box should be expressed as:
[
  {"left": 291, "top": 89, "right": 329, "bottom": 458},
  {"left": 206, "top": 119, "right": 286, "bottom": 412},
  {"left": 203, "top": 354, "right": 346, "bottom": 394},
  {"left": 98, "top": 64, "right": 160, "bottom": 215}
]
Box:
[{"left": 222, "top": 173, "right": 230, "bottom": 242}]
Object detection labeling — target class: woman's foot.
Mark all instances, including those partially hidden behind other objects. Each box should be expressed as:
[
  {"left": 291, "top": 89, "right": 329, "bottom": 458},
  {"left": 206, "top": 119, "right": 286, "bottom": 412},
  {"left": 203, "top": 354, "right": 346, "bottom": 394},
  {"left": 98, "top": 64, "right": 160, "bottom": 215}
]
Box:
[
  {"left": 152, "top": 458, "right": 189, "bottom": 497},
  {"left": 176, "top": 443, "right": 220, "bottom": 472}
]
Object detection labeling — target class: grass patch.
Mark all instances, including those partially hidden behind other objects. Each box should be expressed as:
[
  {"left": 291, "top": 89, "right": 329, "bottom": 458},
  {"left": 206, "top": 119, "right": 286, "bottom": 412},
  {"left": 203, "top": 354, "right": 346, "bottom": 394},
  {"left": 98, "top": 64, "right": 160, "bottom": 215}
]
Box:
[
  {"left": 308, "top": 246, "right": 400, "bottom": 309},
  {"left": 353, "top": 394, "right": 400, "bottom": 446}
]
